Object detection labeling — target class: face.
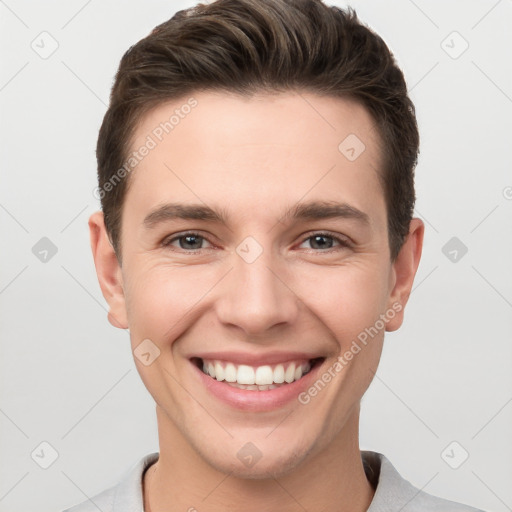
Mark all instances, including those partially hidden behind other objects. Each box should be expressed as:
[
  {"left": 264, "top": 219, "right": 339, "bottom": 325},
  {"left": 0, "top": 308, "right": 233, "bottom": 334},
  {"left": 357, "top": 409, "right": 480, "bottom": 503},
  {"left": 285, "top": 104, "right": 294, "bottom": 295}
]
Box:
[{"left": 90, "top": 90, "right": 423, "bottom": 479}]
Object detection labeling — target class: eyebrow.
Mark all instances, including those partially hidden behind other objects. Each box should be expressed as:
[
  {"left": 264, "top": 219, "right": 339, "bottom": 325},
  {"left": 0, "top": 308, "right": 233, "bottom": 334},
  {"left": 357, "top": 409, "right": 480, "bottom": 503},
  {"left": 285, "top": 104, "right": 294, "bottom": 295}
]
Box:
[{"left": 143, "top": 200, "right": 371, "bottom": 229}]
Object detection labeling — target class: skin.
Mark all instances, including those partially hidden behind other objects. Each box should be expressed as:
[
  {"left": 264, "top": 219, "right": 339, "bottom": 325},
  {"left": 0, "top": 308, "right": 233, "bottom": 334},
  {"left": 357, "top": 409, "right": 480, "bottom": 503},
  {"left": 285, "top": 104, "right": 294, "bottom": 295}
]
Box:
[{"left": 89, "top": 90, "right": 424, "bottom": 512}]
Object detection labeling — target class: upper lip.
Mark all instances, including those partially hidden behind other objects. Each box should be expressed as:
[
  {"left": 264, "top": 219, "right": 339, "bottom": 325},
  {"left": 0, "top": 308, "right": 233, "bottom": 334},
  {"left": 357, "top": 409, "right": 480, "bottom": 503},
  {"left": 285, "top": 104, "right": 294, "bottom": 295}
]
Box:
[{"left": 190, "top": 351, "right": 325, "bottom": 366}]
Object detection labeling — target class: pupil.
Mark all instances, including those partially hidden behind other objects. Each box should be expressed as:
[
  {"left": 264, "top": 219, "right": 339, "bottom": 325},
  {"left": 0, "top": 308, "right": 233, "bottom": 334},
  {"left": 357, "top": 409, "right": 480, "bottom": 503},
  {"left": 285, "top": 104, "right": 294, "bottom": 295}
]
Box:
[
  {"left": 311, "top": 235, "right": 332, "bottom": 249},
  {"left": 182, "top": 235, "right": 202, "bottom": 249}
]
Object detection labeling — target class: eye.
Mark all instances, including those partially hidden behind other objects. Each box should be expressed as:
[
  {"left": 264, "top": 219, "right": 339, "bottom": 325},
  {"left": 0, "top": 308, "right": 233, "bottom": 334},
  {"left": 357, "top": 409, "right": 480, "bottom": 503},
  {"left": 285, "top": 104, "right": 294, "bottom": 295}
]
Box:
[
  {"left": 160, "top": 231, "right": 350, "bottom": 253},
  {"left": 162, "top": 232, "right": 213, "bottom": 251},
  {"left": 298, "top": 232, "right": 351, "bottom": 251}
]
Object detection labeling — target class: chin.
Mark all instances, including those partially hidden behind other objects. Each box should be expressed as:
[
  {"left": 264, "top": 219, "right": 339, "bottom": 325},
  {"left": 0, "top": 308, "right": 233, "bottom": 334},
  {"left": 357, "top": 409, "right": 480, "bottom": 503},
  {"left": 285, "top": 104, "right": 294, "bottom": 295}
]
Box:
[{"left": 199, "top": 439, "right": 313, "bottom": 480}]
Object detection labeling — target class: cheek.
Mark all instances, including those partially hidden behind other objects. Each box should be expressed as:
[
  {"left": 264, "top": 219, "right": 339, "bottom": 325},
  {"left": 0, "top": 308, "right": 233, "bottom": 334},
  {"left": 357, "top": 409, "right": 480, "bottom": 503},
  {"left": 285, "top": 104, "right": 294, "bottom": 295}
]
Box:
[
  {"left": 123, "top": 262, "right": 221, "bottom": 344},
  {"left": 292, "top": 260, "right": 389, "bottom": 344}
]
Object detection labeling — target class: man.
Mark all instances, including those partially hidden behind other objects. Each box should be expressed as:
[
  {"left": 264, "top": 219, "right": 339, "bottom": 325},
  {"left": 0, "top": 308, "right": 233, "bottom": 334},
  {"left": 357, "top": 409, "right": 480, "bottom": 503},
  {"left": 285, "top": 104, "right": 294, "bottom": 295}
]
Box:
[{"left": 65, "top": 0, "right": 484, "bottom": 510}]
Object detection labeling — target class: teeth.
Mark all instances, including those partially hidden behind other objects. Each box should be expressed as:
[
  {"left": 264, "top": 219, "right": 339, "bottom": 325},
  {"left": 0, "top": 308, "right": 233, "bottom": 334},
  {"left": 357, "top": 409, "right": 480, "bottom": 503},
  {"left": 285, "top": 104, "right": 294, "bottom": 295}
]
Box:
[
  {"left": 225, "top": 382, "right": 281, "bottom": 391},
  {"left": 255, "top": 365, "right": 273, "bottom": 385},
  {"left": 214, "top": 362, "right": 225, "bottom": 381},
  {"left": 225, "top": 363, "right": 237, "bottom": 382},
  {"left": 273, "top": 364, "right": 285, "bottom": 383},
  {"left": 200, "top": 359, "right": 313, "bottom": 387},
  {"left": 237, "top": 365, "right": 255, "bottom": 385},
  {"left": 284, "top": 363, "right": 296, "bottom": 383}
]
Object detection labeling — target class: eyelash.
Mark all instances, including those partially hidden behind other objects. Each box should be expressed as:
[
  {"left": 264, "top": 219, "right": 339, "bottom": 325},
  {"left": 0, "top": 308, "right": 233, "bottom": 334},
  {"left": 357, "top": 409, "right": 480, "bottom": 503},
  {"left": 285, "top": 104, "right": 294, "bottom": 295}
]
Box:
[{"left": 161, "top": 231, "right": 352, "bottom": 253}]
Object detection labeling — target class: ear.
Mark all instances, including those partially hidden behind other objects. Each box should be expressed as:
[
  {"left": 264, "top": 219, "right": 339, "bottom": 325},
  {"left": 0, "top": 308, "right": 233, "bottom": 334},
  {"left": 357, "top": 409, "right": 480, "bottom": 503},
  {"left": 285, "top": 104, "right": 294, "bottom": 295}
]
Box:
[
  {"left": 89, "top": 211, "right": 128, "bottom": 329},
  {"left": 385, "top": 218, "right": 424, "bottom": 332}
]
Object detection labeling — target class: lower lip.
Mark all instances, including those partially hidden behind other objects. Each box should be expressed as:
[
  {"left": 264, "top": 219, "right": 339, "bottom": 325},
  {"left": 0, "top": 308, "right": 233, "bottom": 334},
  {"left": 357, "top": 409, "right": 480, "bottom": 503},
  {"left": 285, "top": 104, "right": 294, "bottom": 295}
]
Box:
[{"left": 191, "top": 359, "right": 323, "bottom": 412}]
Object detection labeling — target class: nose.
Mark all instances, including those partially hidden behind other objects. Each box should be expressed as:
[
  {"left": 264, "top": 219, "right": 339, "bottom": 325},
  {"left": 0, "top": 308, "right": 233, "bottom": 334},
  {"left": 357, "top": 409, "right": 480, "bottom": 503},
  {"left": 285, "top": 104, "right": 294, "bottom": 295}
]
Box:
[{"left": 214, "top": 244, "right": 300, "bottom": 338}]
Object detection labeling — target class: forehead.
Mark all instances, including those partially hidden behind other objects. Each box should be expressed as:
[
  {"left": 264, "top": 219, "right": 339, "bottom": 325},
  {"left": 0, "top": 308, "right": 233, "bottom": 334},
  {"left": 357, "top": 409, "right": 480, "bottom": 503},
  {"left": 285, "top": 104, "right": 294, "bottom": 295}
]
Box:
[{"left": 124, "top": 90, "right": 386, "bottom": 231}]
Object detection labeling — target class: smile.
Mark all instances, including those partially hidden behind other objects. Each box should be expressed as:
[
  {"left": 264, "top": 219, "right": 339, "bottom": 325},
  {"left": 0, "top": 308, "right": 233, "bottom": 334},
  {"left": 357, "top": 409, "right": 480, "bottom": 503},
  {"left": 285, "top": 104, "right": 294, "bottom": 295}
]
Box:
[{"left": 192, "top": 357, "right": 324, "bottom": 391}]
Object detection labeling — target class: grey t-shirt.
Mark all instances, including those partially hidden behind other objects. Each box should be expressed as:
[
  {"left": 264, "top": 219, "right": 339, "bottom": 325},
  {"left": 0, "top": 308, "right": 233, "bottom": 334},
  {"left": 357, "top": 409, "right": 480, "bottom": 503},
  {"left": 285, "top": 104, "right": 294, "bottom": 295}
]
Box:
[{"left": 63, "top": 451, "right": 485, "bottom": 512}]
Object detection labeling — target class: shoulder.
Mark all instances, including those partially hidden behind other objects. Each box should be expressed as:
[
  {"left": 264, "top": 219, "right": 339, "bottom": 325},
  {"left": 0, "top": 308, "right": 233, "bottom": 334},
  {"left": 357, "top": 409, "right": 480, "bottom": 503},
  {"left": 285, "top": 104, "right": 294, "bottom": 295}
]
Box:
[
  {"left": 62, "top": 485, "right": 116, "bottom": 512},
  {"left": 363, "top": 451, "right": 485, "bottom": 512},
  {"left": 62, "top": 452, "right": 159, "bottom": 512}
]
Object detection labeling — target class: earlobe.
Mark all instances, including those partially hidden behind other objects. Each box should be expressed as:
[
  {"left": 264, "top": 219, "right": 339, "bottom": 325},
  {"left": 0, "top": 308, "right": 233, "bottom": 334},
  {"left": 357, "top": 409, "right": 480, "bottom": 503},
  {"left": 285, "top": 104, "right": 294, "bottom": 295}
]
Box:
[
  {"left": 385, "top": 218, "right": 424, "bottom": 332},
  {"left": 88, "top": 211, "right": 129, "bottom": 330}
]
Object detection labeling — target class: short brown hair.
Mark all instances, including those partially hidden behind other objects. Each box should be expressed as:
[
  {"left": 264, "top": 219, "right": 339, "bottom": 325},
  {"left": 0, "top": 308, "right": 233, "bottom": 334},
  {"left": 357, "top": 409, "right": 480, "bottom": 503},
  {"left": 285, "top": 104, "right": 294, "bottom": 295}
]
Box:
[{"left": 96, "top": 0, "right": 419, "bottom": 263}]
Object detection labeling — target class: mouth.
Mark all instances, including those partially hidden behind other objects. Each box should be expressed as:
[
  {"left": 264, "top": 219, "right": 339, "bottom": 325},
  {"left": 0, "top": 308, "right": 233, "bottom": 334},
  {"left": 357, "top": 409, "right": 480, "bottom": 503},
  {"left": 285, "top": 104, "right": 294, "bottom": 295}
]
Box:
[{"left": 191, "top": 356, "right": 325, "bottom": 391}]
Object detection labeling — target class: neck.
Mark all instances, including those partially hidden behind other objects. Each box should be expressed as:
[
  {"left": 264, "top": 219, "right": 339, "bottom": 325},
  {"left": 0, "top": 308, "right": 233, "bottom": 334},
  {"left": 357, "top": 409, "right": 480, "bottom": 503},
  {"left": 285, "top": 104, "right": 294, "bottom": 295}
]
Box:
[{"left": 144, "top": 405, "right": 374, "bottom": 512}]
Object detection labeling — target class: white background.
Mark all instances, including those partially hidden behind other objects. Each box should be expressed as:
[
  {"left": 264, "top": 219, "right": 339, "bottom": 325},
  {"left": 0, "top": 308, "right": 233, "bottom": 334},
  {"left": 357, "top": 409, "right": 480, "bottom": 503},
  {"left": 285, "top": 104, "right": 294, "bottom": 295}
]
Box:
[{"left": 0, "top": 1, "right": 511, "bottom": 511}]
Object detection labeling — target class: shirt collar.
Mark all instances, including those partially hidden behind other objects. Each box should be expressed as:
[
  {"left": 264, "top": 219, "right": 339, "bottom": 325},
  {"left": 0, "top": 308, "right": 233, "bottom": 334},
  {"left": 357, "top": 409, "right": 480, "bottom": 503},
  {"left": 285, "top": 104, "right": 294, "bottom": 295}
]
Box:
[
  {"left": 363, "top": 450, "right": 419, "bottom": 512},
  {"left": 113, "top": 451, "right": 158, "bottom": 512}
]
